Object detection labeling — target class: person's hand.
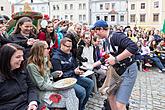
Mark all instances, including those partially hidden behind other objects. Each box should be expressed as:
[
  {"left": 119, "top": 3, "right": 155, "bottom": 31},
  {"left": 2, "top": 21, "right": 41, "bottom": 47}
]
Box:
[
  {"left": 74, "top": 67, "right": 84, "bottom": 75},
  {"left": 105, "top": 55, "right": 116, "bottom": 65},
  {"left": 27, "top": 103, "right": 37, "bottom": 110},
  {"left": 51, "top": 71, "right": 63, "bottom": 78},
  {"left": 27, "top": 38, "right": 35, "bottom": 45}
]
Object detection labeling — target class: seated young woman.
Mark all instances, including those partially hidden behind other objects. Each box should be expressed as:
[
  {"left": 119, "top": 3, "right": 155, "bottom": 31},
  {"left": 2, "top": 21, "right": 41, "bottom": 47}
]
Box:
[
  {"left": 0, "top": 43, "right": 39, "bottom": 110},
  {"left": 27, "top": 41, "right": 79, "bottom": 110}
]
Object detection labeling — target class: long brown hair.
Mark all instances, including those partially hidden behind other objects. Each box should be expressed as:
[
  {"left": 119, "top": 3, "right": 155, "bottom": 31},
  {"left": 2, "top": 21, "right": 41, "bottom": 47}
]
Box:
[
  {"left": 12, "top": 17, "right": 32, "bottom": 35},
  {"left": 28, "top": 41, "right": 52, "bottom": 76}
]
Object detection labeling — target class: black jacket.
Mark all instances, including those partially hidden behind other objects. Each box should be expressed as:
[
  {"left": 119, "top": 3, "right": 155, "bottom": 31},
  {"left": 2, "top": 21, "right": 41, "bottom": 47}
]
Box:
[
  {"left": 0, "top": 33, "right": 27, "bottom": 47},
  {"left": 0, "top": 70, "right": 39, "bottom": 110},
  {"left": 9, "top": 33, "right": 35, "bottom": 58}
]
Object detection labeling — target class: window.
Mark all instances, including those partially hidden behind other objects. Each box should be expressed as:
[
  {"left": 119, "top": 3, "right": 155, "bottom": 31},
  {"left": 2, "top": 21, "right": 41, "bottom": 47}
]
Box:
[
  {"left": 105, "top": 3, "right": 110, "bottom": 10},
  {"left": 111, "top": 15, "right": 115, "bottom": 21},
  {"left": 53, "top": 5, "right": 56, "bottom": 10},
  {"left": 141, "top": 3, "right": 145, "bottom": 9},
  {"left": 153, "top": 13, "right": 159, "bottom": 22},
  {"left": 83, "top": 3, "right": 86, "bottom": 10},
  {"left": 140, "top": 14, "right": 146, "bottom": 22},
  {"left": 41, "top": 7, "right": 45, "bottom": 12},
  {"left": 70, "top": 4, "right": 73, "bottom": 10},
  {"left": 130, "top": 14, "right": 136, "bottom": 22},
  {"left": 57, "top": 15, "right": 59, "bottom": 19},
  {"left": 19, "top": 8, "right": 22, "bottom": 11},
  {"left": 32, "top": 7, "right": 35, "bottom": 10},
  {"left": 83, "top": 15, "right": 86, "bottom": 21},
  {"left": 1, "top": 6, "right": 4, "bottom": 11},
  {"left": 64, "top": 4, "right": 68, "bottom": 10},
  {"left": 57, "top": 5, "right": 59, "bottom": 10},
  {"left": 120, "top": 15, "right": 124, "bottom": 22},
  {"left": 70, "top": 15, "right": 73, "bottom": 20},
  {"left": 65, "top": 15, "right": 68, "bottom": 20},
  {"left": 112, "top": 3, "right": 115, "bottom": 9},
  {"left": 131, "top": 4, "right": 135, "bottom": 10},
  {"left": 154, "top": 1, "right": 159, "bottom": 8},
  {"left": 79, "top": 4, "right": 82, "bottom": 9},
  {"left": 79, "top": 15, "right": 82, "bottom": 21},
  {"left": 100, "top": 4, "right": 103, "bottom": 10},
  {"left": 104, "top": 16, "right": 108, "bottom": 21},
  {"left": 96, "top": 16, "right": 100, "bottom": 20}
]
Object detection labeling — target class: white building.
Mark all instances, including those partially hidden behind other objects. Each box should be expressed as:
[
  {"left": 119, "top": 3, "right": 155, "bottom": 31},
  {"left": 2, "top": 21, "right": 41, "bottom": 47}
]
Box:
[
  {"left": 90, "top": 0, "right": 128, "bottom": 26},
  {"left": 128, "top": 0, "right": 165, "bottom": 29},
  {"left": 14, "top": 0, "right": 49, "bottom": 16},
  {"left": 49, "top": 0, "right": 90, "bottom": 24},
  {"left": 0, "top": 0, "right": 12, "bottom": 18}
]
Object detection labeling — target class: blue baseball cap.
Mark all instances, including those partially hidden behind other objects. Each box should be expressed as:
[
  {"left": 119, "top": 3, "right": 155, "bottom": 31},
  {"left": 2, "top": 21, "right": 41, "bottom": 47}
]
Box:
[{"left": 92, "top": 20, "right": 108, "bottom": 29}]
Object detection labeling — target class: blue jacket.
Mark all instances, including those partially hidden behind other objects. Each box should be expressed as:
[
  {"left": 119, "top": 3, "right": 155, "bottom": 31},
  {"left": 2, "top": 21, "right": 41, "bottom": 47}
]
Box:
[{"left": 51, "top": 48, "right": 78, "bottom": 78}]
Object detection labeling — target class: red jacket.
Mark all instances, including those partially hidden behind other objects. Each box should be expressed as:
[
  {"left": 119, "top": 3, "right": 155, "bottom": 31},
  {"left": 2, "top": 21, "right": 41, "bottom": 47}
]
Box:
[{"left": 38, "top": 32, "right": 58, "bottom": 49}]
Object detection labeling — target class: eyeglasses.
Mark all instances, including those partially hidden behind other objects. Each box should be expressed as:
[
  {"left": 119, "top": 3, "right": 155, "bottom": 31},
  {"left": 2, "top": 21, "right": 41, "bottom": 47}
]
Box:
[
  {"left": 63, "top": 44, "right": 72, "bottom": 48},
  {"left": 85, "top": 37, "right": 91, "bottom": 39}
]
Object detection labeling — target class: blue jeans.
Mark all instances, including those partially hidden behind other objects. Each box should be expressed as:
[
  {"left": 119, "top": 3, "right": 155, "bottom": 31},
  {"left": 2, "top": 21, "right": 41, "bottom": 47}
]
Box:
[
  {"left": 74, "top": 76, "right": 94, "bottom": 110},
  {"left": 151, "top": 56, "right": 165, "bottom": 70}
]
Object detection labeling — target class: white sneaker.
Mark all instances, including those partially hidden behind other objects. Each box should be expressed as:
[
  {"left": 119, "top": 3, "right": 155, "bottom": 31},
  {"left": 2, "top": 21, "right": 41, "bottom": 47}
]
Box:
[
  {"left": 145, "top": 63, "right": 152, "bottom": 67},
  {"left": 158, "top": 70, "right": 162, "bottom": 73},
  {"left": 162, "top": 69, "right": 165, "bottom": 72}
]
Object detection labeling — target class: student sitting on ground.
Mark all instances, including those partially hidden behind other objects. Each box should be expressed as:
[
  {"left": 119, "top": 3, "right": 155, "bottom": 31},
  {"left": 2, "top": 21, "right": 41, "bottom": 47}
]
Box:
[
  {"left": 27, "top": 41, "right": 79, "bottom": 110},
  {"left": 51, "top": 37, "right": 94, "bottom": 110}
]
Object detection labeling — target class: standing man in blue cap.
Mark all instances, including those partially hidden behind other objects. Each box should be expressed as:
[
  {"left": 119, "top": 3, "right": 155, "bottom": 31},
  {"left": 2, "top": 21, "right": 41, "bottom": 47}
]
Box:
[{"left": 93, "top": 20, "right": 138, "bottom": 110}]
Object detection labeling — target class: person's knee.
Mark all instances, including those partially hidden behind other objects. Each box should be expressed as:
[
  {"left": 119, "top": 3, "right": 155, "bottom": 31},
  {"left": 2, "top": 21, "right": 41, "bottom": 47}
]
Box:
[
  {"left": 116, "top": 101, "right": 126, "bottom": 110},
  {"left": 108, "top": 95, "right": 115, "bottom": 102},
  {"left": 109, "top": 94, "right": 115, "bottom": 99}
]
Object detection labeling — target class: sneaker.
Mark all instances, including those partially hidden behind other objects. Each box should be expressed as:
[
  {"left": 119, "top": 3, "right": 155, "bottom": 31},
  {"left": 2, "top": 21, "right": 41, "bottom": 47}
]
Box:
[
  {"left": 158, "top": 70, "right": 162, "bottom": 73},
  {"left": 160, "top": 69, "right": 165, "bottom": 73},
  {"left": 145, "top": 63, "right": 152, "bottom": 67}
]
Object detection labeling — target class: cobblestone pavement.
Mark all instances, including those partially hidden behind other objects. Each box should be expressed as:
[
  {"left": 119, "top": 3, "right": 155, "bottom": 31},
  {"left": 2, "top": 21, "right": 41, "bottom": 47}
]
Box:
[{"left": 86, "top": 69, "right": 165, "bottom": 110}]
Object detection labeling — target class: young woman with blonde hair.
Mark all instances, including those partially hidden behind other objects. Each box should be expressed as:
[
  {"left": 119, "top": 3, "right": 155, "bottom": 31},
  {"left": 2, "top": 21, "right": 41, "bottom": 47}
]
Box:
[{"left": 27, "top": 41, "right": 79, "bottom": 110}]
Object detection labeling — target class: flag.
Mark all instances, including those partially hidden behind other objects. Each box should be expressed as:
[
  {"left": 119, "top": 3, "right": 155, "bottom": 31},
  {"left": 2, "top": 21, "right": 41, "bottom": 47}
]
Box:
[{"left": 162, "top": 19, "right": 165, "bottom": 34}]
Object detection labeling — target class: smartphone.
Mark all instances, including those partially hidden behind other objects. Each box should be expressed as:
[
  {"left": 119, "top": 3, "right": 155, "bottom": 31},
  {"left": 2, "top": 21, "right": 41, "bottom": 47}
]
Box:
[{"left": 79, "top": 66, "right": 87, "bottom": 72}]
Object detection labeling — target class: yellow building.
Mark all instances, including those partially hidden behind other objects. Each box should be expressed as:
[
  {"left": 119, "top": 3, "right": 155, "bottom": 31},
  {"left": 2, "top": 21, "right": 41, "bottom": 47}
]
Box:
[{"left": 128, "top": 0, "right": 165, "bottom": 30}]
